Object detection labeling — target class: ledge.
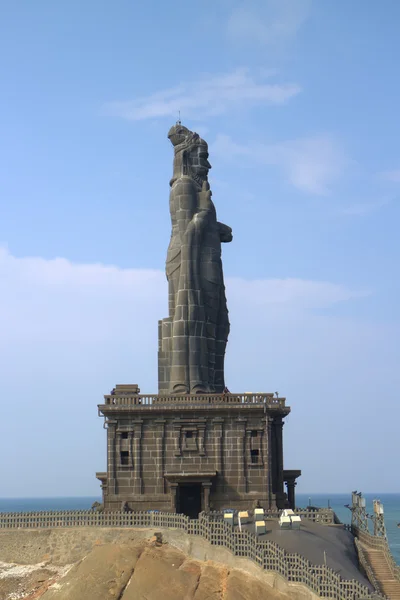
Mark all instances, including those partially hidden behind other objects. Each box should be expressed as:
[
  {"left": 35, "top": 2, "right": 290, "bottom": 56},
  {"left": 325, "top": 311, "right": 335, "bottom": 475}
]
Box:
[{"left": 102, "top": 392, "right": 287, "bottom": 408}]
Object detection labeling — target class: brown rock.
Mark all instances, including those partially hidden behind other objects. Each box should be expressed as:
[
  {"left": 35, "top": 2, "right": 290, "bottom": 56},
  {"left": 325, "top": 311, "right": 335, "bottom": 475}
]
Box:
[
  {"left": 225, "top": 569, "right": 287, "bottom": 600},
  {"left": 0, "top": 539, "right": 292, "bottom": 600},
  {"left": 0, "top": 567, "right": 54, "bottom": 600},
  {"left": 40, "top": 542, "right": 144, "bottom": 600},
  {"left": 193, "top": 563, "right": 226, "bottom": 599},
  {"left": 123, "top": 545, "right": 200, "bottom": 599}
]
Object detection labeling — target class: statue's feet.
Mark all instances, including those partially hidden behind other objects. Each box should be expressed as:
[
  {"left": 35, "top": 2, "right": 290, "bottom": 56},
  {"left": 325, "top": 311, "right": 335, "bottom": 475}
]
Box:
[
  {"left": 171, "top": 384, "right": 189, "bottom": 395},
  {"left": 191, "top": 385, "right": 210, "bottom": 395}
]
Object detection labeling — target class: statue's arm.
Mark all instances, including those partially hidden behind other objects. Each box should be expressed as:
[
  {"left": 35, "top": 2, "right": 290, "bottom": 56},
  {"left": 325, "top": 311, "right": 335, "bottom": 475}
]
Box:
[
  {"left": 198, "top": 182, "right": 232, "bottom": 241},
  {"left": 217, "top": 221, "right": 233, "bottom": 243}
]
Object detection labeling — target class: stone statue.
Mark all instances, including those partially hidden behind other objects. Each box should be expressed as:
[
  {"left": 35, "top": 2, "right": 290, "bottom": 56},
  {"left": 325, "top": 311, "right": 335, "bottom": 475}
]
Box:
[{"left": 158, "top": 123, "right": 232, "bottom": 395}]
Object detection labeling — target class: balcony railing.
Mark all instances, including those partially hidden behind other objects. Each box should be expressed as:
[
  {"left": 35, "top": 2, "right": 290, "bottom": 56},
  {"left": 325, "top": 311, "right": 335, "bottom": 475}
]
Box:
[{"left": 100, "top": 393, "right": 286, "bottom": 409}]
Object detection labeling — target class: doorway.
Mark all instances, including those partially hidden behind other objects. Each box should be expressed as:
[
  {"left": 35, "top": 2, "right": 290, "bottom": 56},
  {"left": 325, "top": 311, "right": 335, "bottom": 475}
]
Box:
[{"left": 177, "top": 484, "right": 202, "bottom": 518}]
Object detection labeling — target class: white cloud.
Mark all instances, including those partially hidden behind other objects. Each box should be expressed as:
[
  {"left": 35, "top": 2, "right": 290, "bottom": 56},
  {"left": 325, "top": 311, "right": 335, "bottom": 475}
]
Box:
[
  {"left": 226, "top": 0, "right": 312, "bottom": 47},
  {"left": 2, "top": 247, "right": 399, "bottom": 497},
  {"left": 103, "top": 69, "right": 301, "bottom": 122},
  {"left": 338, "top": 198, "right": 393, "bottom": 216},
  {"left": 228, "top": 277, "right": 367, "bottom": 309},
  {"left": 0, "top": 247, "right": 362, "bottom": 346},
  {"left": 212, "top": 133, "right": 346, "bottom": 194}
]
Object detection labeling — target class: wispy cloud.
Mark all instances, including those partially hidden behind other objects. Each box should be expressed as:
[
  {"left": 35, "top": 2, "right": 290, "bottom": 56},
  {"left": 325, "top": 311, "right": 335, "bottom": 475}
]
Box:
[
  {"left": 212, "top": 133, "right": 346, "bottom": 195},
  {"left": 103, "top": 69, "right": 301, "bottom": 122},
  {"left": 226, "top": 0, "right": 312, "bottom": 47},
  {"left": 338, "top": 197, "right": 395, "bottom": 216},
  {"left": 0, "top": 247, "right": 364, "bottom": 347}
]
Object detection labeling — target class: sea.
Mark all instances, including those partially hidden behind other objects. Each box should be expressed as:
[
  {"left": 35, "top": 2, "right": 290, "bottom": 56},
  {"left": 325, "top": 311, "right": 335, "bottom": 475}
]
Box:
[{"left": 0, "top": 493, "right": 398, "bottom": 565}]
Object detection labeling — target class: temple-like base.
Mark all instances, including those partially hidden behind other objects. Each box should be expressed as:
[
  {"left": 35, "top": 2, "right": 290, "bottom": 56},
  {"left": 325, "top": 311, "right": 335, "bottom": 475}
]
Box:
[{"left": 97, "top": 386, "right": 300, "bottom": 514}]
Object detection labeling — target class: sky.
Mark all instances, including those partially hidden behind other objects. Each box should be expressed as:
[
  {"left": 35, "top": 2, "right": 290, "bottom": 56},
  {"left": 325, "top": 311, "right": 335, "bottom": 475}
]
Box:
[{"left": 0, "top": 0, "right": 399, "bottom": 498}]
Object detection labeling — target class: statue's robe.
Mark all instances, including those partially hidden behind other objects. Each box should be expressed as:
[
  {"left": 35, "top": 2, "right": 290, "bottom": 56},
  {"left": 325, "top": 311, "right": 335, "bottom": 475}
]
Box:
[{"left": 166, "top": 176, "right": 229, "bottom": 394}]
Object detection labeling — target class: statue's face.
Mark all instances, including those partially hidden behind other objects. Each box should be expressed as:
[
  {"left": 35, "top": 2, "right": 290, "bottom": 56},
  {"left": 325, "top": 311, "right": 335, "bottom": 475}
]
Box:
[{"left": 189, "top": 143, "right": 211, "bottom": 177}]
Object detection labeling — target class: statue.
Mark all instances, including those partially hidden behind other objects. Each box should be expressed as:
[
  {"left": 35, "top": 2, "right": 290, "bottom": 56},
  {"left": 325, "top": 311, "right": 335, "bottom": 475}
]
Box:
[{"left": 158, "top": 123, "right": 232, "bottom": 395}]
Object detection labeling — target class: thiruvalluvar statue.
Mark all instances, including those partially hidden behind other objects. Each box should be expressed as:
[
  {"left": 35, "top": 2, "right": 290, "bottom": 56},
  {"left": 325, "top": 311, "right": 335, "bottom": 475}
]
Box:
[{"left": 164, "top": 123, "right": 232, "bottom": 394}]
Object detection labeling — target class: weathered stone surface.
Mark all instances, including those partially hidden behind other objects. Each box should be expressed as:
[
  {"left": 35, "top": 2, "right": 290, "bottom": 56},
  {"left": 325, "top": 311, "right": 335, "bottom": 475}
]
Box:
[
  {"left": 193, "top": 563, "right": 226, "bottom": 599},
  {"left": 159, "top": 123, "right": 232, "bottom": 394},
  {"left": 0, "top": 565, "right": 58, "bottom": 600},
  {"left": 226, "top": 570, "right": 285, "bottom": 600},
  {"left": 123, "top": 545, "right": 201, "bottom": 599},
  {"left": 40, "top": 543, "right": 144, "bottom": 599},
  {"left": 1, "top": 540, "right": 291, "bottom": 600}
]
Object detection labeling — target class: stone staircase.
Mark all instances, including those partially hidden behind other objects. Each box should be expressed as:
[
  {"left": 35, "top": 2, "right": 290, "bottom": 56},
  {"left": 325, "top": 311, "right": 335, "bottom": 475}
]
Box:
[{"left": 361, "top": 543, "right": 400, "bottom": 599}]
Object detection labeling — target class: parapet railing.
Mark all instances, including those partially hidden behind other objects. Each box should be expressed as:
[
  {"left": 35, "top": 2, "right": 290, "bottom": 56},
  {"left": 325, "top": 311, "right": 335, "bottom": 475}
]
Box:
[
  {"left": 0, "top": 510, "right": 382, "bottom": 600},
  {"left": 353, "top": 526, "right": 400, "bottom": 583},
  {"left": 101, "top": 393, "right": 286, "bottom": 408}
]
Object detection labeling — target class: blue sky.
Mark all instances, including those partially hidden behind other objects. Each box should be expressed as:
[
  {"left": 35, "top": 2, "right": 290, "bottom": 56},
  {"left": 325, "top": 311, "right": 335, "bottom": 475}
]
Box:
[{"left": 0, "top": 0, "right": 399, "bottom": 497}]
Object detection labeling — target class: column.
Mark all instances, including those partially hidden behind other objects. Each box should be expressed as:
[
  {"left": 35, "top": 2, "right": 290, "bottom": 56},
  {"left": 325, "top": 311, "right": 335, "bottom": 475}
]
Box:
[
  {"left": 107, "top": 421, "right": 117, "bottom": 495},
  {"left": 273, "top": 418, "right": 285, "bottom": 508},
  {"left": 245, "top": 429, "right": 252, "bottom": 492},
  {"left": 173, "top": 423, "right": 182, "bottom": 456},
  {"left": 213, "top": 418, "right": 223, "bottom": 473},
  {"left": 198, "top": 423, "right": 206, "bottom": 456},
  {"left": 286, "top": 480, "right": 296, "bottom": 510},
  {"left": 264, "top": 416, "right": 274, "bottom": 509},
  {"left": 129, "top": 429, "right": 135, "bottom": 492},
  {"left": 202, "top": 482, "right": 212, "bottom": 512},
  {"left": 236, "top": 420, "right": 246, "bottom": 493},
  {"left": 156, "top": 420, "right": 166, "bottom": 494},
  {"left": 170, "top": 483, "right": 178, "bottom": 512},
  {"left": 133, "top": 420, "right": 143, "bottom": 495}
]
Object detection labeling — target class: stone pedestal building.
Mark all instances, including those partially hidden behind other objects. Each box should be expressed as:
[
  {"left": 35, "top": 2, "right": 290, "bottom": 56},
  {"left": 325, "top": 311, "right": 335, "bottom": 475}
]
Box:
[
  {"left": 96, "top": 386, "right": 300, "bottom": 514},
  {"left": 96, "top": 124, "right": 301, "bottom": 514}
]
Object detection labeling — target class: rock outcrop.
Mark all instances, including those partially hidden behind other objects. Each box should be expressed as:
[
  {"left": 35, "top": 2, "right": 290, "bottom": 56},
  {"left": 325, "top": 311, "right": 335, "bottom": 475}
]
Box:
[{"left": 0, "top": 537, "right": 292, "bottom": 600}]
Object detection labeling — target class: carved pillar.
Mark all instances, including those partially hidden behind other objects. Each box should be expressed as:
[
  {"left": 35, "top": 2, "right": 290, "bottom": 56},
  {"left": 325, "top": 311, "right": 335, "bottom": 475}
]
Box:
[
  {"left": 170, "top": 483, "right": 178, "bottom": 512},
  {"left": 213, "top": 418, "right": 223, "bottom": 474},
  {"left": 173, "top": 422, "right": 182, "bottom": 456},
  {"left": 128, "top": 429, "right": 135, "bottom": 492},
  {"left": 236, "top": 419, "right": 246, "bottom": 493},
  {"left": 156, "top": 420, "right": 166, "bottom": 495},
  {"left": 245, "top": 429, "right": 252, "bottom": 492},
  {"left": 286, "top": 479, "right": 296, "bottom": 510},
  {"left": 198, "top": 423, "right": 206, "bottom": 456},
  {"left": 107, "top": 421, "right": 117, "bottom": 495},
  {"left": 202, "top": 482, "right": 212, "bottom": 512},
  {"left": 264, "top": 416, "right": 274, "bottom": 509},
  {"left": 133, "top": 420, "right": 143, "bottom": 495},
  {"left": 273, "top": 417, "right": 285, "bottom": 508}
]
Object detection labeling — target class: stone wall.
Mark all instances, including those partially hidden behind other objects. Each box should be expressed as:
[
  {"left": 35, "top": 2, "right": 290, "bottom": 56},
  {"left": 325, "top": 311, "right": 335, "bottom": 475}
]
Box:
[{"left": 103, "top": 407, "right": 280, "bottom": 512}]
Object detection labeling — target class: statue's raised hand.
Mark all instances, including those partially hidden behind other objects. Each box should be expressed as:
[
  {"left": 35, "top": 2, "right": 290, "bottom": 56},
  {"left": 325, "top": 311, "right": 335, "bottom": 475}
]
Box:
[{"left": 197, "top": 180, "right": 212, "bottom": 211}]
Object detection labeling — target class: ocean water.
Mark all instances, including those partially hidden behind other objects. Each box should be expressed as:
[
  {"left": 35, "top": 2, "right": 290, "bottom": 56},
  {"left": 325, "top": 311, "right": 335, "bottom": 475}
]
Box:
[
  {"left": 0, "top": 497, "right": 102, "bottom": 513},
  {"left": 0, "top": 493, "right": 398, "bottom": 565}
]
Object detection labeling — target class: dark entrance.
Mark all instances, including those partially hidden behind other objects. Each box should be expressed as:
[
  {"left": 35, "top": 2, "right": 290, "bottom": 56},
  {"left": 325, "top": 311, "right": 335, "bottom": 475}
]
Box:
[{"left": 177, "top": 484, "right": 202, "bottom": 518}]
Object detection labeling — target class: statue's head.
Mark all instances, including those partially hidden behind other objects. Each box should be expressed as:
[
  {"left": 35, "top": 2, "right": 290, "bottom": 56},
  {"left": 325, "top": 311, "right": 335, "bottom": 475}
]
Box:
[
  {"left": 168, "top": 122, "right": 211, "bottom": 184},
  {"left": 168, "top": 123, "right": 191, "bottom": 147},
  {"left": 187, "top": 140, "right": 212, "bottom": 178}
]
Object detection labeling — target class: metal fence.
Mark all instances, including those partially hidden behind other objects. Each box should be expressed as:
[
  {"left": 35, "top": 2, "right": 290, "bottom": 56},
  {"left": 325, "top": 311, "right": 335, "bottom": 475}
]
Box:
[
  {"left": 207, "top": 507, "right": 337, "bottom": 525},
  {"left": 0, "top": 510, "right": 383, "bottom": 600}
]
